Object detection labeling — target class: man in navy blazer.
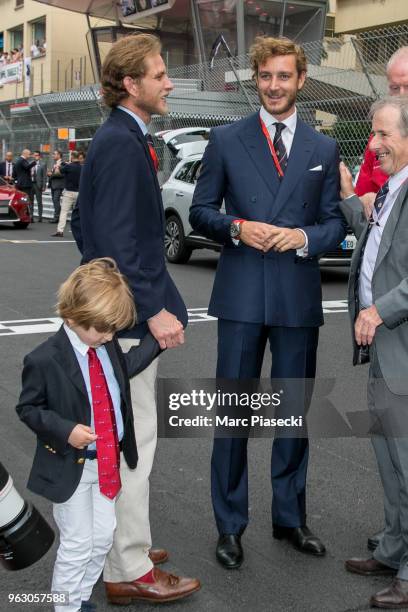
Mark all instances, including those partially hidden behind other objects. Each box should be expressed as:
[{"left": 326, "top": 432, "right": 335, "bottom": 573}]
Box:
[
  {"left": 190, "top": 36, "right": 346, "bottom": 568},
  {"left": 76, "top": 34, "right": 200, "bottom": 604}
]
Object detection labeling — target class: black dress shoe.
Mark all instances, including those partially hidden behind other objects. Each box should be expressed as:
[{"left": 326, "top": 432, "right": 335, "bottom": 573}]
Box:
[
  {"left": 273, "top": 525, "right": 326, "bottom": 556},
  {"left": 38, "top": 217, "right": 42, "bottom": 223},
  {"left": 367, "top": 529, "right": 384, "bottom": 551},
  {"left": 49, "top": 219, "right": 58, "bottom": 223},
  {"left": 216, "top": 534, "right": 243, "bottom": 569}
]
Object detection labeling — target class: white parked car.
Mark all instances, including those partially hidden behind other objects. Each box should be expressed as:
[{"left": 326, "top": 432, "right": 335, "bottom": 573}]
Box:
[{"left": 159, "top": 128, "right": 356, "bottom": 265}]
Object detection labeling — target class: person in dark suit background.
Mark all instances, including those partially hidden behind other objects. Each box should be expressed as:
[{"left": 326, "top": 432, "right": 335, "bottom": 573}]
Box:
[
  {"left": 52, "top": 150, "right": 82, "bottom": 237},
  {"left": 14, "top": 149, "right": 36, "bottom": 221},
  {"left": 31, "top": 150, "right": 47, "bottom": 222},
  {"left": 190, "top": 36, "right": 345, "bottom": 569},
  {"left": 76, "top": 33, "right": 200, "bottom": 605},
  {"left": 16, "top": 258, "right": 161, "bottom": 612},
  {"left": 0, "top": 151, "right": 15, "bottom": 185},
  {"left": 48, "top": 149, "right": 65, "bottom": 223}
]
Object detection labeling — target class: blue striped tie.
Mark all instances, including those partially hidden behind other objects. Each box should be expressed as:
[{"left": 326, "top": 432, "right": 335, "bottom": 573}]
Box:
[{"left": 373, "top": 181, "right": 389, "bottom": 215}]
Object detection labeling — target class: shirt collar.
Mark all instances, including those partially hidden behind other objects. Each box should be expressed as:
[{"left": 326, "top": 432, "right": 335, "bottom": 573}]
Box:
[
  {"left": 388, "top": 164, "right": 408, "bottom": 196},
  {"left": 117, "top": 105, "right": 148, "bottom": 135},
  {"left": 64, "top": 323, "right": 89, "bottom": 356},
  {"left": 260, "top": 106, "right": 297, "bottom": 134}
]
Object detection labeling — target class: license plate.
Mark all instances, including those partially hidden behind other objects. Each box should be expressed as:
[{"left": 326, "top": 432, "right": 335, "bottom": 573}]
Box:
[
  {"left": 0, "top": 204, "right": 9, "bottom": 214},
  {"left": 341, "top": 234, "right": 356, "bottom": 251}
]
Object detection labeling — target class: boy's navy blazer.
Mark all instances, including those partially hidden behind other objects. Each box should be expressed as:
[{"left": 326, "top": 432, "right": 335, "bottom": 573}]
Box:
[{"left": 16, "top": 326, "right": 160, "bottom": 503}]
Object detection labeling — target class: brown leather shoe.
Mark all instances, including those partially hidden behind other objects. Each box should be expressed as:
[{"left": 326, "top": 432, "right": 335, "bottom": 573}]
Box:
[
  {"left": 345, "top": 557, "right": 396, "bottom": 576},
  {"left": 149, "top": 548, "right": 169, "bottom": 565},
  {"left": 105, "top": 567, "right": 201, "bottom": 604},
  {"left": 370, "top": 578, "right": 408, "bottom": 608}
]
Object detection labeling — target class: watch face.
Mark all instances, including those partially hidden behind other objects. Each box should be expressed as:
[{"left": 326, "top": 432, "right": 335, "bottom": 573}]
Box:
[{"left": 230, "top": 222, "right": 240, "bottom": 238}]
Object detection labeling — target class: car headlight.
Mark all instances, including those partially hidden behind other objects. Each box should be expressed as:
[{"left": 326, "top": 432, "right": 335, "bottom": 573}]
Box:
[{"left": 19, "top": 196, "right": 29, "bottom": 203}]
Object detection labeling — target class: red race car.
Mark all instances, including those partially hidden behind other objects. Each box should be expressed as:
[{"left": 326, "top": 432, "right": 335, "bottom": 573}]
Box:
[{"left": 0, "top": 178, "right": 31, "bottom": 229}]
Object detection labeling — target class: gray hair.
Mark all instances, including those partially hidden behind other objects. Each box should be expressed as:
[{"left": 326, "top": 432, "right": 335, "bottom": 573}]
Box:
[
  {"left": 387, "top": 46, "right": 408, "bottom": 73},
  {"left": 369, "top": 96, "right": 408, "bottom": 137}
]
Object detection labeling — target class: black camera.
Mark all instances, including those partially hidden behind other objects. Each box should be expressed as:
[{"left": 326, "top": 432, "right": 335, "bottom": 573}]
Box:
[{"left": 0, "top": 461, "right": 54, "bottom": 571}]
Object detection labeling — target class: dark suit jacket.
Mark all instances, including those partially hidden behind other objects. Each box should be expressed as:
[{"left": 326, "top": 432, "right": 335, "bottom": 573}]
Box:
[
  {"left": 49, "top": 163, "right": 65, "bottom": 190},
  {"left": 190, "top": 112, "right": 346, "bottom": 327},
  {"left": 0, "top": 160, "right": 14, "bottom": 181},
  {"left": 32, "top": 161, "right": 47, "bottom": 190},
  {"left": 77, "top": 107, "right": 187, "bottom": 338},
  {"left": 13, "top": 157, "right": 36, "bottom": 189},
  {"left": 16, "top": 326, "right": 160, "bottom": 503}
]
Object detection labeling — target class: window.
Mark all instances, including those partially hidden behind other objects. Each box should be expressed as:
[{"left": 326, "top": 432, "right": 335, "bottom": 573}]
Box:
[
  {"left": 174, "top": 161, "right": 195, "bottom": 183},
  {"left": 325, "top": 15, "right": 335, "bottom": 39},
  {"left": 9, "top": 26, "right": 24, "bottom": 60},
  {"left": 31, "top": 19, "right": 46, "bottom": 57}
]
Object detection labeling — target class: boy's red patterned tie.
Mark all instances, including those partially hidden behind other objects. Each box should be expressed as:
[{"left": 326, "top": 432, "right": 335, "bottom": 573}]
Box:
[{"left": 88, "top": 347, "right": 121, "bottom": 499}]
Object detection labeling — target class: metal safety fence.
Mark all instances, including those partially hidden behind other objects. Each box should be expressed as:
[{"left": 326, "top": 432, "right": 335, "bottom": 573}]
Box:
[{"left": 0, "top": 23, "right": 407, "bottom": 180}]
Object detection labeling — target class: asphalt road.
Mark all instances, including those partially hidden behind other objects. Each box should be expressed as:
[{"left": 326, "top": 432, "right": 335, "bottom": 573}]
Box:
[{"left": 0, "top": 222, "right": 385, "bottom": 612}]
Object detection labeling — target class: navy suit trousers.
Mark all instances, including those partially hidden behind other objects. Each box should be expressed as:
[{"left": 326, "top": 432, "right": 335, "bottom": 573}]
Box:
[{"left": 212, "top": 319, "right": 318, "bottom": 535}]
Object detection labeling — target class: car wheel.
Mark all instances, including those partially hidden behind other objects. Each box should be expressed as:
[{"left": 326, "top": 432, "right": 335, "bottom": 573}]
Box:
[
  {"left": 164, "top": 215, "right": 192, "bottom": 263},
  {"left": 13, "top": 221, "right": 29, "bottom": 229}
]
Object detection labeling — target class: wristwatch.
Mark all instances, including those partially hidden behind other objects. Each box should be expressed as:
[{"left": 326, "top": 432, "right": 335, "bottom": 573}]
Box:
[{"left": 230, "top": 219, "right": 244, "bottom": 240}]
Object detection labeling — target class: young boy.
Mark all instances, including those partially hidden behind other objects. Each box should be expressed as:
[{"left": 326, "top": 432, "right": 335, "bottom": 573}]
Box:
[{"left": 16, "top": 258, "right": 160, "bottom": 612}]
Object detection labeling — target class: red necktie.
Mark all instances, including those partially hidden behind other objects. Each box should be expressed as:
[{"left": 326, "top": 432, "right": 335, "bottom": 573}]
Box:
[
  {"left": 88, "top": 348, "right": 121, "bottom": 500},
  {"left": 146, "top": 133, "right": 159, "bottom": 173}
]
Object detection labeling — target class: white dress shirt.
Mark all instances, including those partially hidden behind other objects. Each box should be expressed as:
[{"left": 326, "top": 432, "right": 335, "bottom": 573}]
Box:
[
  {"left": 259, "top": 105, "right": 297, "bottom": 156},
  {"left": 258, "top": 106, "right": 308, "bottom": 254},
  {"left": 359, "top": 164, "right": 408, "bottom": 308},
  {"left": 64, "top": 324, "right": 123, "bottom": 451}
]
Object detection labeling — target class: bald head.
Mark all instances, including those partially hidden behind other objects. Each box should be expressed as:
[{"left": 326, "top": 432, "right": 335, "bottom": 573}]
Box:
[
  {"left": 387, "top": 46, "right": 408, "bottom": 96},
  {"left": 5, "top": 151, "right": 13, "bottom": 162},
  {"left": 21, "top": 149, "right": 31, "bottom": 159}
]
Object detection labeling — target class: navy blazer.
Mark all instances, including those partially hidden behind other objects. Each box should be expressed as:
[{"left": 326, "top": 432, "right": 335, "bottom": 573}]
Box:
[
  {"left": 190, "top": 112, "right": 346, "bottom": 327},
  {"left": 77, "top": 107, "right": 187, "bottom": 338},
  {"left": 16, "top": 327, "right": 160, "bottom": 503}
]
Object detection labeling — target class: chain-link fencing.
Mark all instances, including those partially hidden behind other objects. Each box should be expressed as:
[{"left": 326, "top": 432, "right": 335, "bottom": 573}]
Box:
[{"left": 1, "top": 23, "right": 407, "bottom": 178}]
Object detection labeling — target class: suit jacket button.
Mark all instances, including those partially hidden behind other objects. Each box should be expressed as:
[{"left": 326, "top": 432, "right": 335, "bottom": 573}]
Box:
[{"left": 77, "top": 457, "right": 85, "bottom": 464}]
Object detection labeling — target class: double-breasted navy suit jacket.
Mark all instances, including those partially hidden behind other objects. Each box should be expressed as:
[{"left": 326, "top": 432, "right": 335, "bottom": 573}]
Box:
[
  {"left": 76, "top": 107, "right": 187, "bottom": 338},
  {"left": 190, "top": 112, "right": 346, "bottom": 327}
]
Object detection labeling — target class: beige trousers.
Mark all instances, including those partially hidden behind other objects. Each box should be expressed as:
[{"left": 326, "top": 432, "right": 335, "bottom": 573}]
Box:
[
  {"left": 103, "top": 338, "right": 159, "bottom": 582},
  {"left": 57, "top": 190, "right": 78, "bottom": 234}
]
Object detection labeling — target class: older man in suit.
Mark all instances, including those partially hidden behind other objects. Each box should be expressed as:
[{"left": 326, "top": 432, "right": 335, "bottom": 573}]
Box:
[
  {"left": 340, "top": 96, "right": 408, "bottom": 609},
  {"left": 190, "top": 36, "right": 345, "bottom": 568},
  {"left": 14, "top": 149, "right": 36, "bottom": 221},
  {"left": 0, "top": 151, "right": 15, "bottom": 184},
  {"left": 31, "top": 151, "right": 47, "bottom": 222}
]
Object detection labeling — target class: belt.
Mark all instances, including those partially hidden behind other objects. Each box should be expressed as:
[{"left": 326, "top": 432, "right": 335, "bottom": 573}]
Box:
[
  {"left": 85, "top": 449, "right": 97, "bottom": 460},
  {"left": 80, "top": 441, "right": 123, "bottom": 463}
]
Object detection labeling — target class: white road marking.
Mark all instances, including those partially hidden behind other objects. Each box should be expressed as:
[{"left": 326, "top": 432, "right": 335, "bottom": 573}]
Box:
[
  {"left": 0, "top": 302, "right": 349, "bottom": 337},
  {"left": 0, "top": 239, "right": 75, "bottom": 244}
]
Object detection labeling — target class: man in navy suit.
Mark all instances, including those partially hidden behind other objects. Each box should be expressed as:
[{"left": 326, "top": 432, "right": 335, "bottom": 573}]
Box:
[
  {"left": 76, "top": 34, "right": 200, "bottom": 604},
  {"left": 190, "top": 36, "right": 345, "bottom": 568},
  {"left": 0, "top": 151, "right": 15, "bottom": 184}
]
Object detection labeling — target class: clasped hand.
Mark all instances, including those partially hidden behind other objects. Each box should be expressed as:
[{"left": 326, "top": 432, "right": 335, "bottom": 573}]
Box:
[
  {"left": 148, "top": 308, "right": 184, "bottom": 350},
  {"left": 239, "top": 221, "right": 305, "bottom": 253}
]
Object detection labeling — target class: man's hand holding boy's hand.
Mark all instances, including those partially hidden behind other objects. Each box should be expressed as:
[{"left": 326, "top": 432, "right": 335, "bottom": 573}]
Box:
[{"left": 68, "top": 424, "right": 97, "bottom": 449}]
